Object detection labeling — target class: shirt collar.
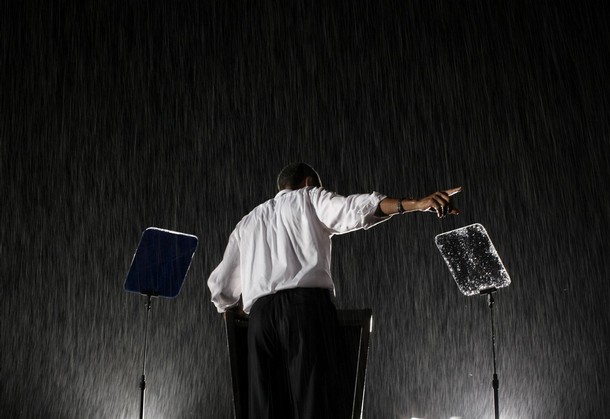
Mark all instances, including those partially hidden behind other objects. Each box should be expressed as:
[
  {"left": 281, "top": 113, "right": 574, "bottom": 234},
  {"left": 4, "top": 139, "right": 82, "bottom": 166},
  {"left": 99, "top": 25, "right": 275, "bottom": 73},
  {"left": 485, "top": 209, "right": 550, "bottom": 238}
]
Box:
[{"left": 275, "top": 189, "right": 291, "bottom": 198}]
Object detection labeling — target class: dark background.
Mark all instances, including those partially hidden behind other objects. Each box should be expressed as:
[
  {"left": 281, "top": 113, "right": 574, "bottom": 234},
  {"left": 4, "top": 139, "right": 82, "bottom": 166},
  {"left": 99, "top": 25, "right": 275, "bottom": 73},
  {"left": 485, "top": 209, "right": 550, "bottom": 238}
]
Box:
[{"left": 2, "top": 1, "right": 609, "bottom": 418}]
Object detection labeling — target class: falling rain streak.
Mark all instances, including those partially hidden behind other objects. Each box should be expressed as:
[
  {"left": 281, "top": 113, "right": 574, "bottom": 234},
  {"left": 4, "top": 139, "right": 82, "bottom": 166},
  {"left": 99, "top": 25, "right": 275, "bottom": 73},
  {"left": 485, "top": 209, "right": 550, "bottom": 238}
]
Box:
[{"left": 2, "top": 1, "right": 609, "bottom": 418}]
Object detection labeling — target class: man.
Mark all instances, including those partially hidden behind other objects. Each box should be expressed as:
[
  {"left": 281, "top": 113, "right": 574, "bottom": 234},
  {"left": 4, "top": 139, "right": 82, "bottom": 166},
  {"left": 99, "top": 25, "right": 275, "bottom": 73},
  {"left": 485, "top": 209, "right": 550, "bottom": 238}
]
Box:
[{"left": 208, "top": 163, "right": 461, "bottom": 419}]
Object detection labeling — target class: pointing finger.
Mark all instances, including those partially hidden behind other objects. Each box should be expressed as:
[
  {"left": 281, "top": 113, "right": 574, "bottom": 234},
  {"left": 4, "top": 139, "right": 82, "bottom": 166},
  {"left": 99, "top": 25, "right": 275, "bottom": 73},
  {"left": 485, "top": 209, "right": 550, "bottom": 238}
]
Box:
[{"left": 444, "top": 186, "right": 463, "bottom": 196}]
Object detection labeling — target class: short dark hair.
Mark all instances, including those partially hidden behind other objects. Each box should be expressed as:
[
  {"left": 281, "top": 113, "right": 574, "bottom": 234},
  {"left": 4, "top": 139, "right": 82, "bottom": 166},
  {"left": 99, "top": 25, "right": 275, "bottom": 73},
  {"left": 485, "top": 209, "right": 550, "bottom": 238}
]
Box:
[{"left": 276, "top": 163, "right": 322, "bottom": 190}]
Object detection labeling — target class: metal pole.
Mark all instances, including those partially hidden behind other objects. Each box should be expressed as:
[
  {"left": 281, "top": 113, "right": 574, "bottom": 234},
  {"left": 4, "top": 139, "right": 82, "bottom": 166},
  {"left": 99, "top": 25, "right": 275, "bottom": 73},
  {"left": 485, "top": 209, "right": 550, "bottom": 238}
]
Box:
[
  {"left": 140, "top": 295, "right": 152, "bottom": 419},
  {"left": 488, "top": 292, "right": 499, "bottom": 419}
]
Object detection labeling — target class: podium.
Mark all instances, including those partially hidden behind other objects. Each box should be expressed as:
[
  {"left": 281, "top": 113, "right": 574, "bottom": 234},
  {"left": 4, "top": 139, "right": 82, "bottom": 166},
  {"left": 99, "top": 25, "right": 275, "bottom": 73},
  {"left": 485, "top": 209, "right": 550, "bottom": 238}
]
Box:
[{"left": 224, "top": 309, "right": 373, "bottom": 419}]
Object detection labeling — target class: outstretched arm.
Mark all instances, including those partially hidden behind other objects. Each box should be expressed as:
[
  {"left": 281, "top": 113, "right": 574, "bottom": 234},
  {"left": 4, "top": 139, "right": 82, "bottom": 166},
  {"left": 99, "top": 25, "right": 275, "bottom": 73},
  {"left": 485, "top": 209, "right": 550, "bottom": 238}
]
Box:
[{"left": 377, "top": 187, "right": 462, "bottom": 218}]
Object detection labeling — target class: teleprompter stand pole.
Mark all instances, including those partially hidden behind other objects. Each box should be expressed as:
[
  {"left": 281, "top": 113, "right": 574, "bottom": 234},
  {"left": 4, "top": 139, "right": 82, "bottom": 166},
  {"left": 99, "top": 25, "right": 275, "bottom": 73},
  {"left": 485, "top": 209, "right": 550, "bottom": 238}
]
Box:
[
  {"left": 481, "top": 287, "right": 500, "bottom": 419},
  {"left": 139, "top": 294, "right": 153, "bottom": 419}
]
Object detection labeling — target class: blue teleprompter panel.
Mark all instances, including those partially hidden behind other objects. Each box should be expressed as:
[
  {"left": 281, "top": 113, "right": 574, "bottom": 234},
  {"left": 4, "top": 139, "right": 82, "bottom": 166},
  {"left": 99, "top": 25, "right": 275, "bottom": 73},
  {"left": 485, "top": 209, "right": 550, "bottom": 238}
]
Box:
[{"left": 125, "top": 227, "right": 198, "bottom": 298}]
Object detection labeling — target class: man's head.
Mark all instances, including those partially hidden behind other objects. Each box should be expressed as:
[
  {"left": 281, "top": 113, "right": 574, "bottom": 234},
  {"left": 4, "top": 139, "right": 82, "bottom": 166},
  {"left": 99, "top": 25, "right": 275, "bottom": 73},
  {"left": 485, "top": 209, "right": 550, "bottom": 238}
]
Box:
[{"left": 276, "top": 163, "right": 322, "bottom": 191}]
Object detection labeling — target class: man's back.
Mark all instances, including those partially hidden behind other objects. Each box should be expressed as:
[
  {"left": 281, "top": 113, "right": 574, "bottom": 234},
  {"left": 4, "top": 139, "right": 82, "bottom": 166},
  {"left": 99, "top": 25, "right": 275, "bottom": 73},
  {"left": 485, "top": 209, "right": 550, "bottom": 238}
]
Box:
[{"left": 208, "top": 186, "right": 388, "bottom": 313}]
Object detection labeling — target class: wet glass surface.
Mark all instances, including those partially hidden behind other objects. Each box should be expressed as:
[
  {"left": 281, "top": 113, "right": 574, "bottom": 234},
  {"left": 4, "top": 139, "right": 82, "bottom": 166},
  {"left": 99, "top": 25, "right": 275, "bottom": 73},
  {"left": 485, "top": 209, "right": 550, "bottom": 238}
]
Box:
[{"left": 435, "top": 223, "right": 511, "bottom": 296}]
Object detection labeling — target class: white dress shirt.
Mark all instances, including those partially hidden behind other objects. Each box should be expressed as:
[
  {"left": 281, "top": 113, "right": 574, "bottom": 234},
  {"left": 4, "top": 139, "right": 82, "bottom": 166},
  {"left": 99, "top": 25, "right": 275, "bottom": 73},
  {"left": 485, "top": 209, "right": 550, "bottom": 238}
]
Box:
[{"left": 207, "top": 187, "right": 389, "bottom": 313}]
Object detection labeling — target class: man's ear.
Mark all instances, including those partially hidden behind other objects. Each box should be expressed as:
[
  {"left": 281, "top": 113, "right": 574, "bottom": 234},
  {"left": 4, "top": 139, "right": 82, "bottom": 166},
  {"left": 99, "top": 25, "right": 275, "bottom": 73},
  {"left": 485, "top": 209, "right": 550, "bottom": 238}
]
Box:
[{"left": 305, "top": 176, "right": 314, "bottom": 187}]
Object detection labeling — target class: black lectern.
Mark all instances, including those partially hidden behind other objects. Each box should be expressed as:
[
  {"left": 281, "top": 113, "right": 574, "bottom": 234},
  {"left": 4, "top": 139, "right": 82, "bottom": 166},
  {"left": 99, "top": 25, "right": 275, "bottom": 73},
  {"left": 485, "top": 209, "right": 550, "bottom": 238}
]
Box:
[
  {"left": 435, "top": 223, "right": 510, "bottom": 419},
  {"left": 124, "top": 227, "right": 198, "bottom": 419},
  {"left": 224, "top": 309, "right": 372, "bottom": 419}
]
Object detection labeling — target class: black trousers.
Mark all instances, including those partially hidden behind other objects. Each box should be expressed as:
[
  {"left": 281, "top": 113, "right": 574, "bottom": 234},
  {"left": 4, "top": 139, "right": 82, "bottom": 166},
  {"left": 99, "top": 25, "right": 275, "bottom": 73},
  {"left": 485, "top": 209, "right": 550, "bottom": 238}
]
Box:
[{"left": 247, "top": 288, "right": 350, "bottom": 419}]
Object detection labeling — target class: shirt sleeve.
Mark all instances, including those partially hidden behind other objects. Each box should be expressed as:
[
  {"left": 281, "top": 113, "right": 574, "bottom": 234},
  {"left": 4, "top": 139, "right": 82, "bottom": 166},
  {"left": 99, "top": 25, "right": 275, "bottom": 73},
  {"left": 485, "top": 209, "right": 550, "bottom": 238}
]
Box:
[
  {"left": 207, "top": 231, "right": 242, "bottom": 313},
  {"left": 308, "top": 187, "right": 390, "bottom": 234}
]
